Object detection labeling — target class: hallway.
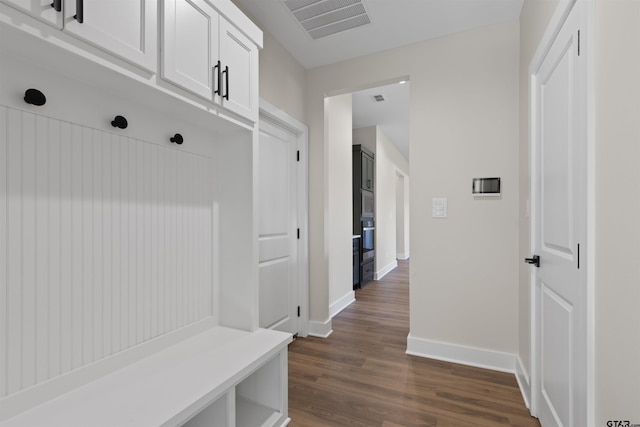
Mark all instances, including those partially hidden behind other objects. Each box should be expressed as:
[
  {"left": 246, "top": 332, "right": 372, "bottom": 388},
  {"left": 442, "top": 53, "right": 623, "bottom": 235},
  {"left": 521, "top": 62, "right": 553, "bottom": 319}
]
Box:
[{"left": 287, "top": 260, "right": 540, "bottom": 426}]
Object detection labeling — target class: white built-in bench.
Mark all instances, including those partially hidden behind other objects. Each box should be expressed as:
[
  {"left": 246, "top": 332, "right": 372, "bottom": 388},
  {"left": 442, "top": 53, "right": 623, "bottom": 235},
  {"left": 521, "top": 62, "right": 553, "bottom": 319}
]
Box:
[{"left": 0, "top": 327, "right": 292, "bottom": 427}]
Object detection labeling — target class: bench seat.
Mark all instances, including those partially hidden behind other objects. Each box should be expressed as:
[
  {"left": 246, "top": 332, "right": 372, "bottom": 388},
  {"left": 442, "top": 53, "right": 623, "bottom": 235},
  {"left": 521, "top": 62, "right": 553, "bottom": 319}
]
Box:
[{"left": 0, "top": 327, "right": 292, "bottom": 427}]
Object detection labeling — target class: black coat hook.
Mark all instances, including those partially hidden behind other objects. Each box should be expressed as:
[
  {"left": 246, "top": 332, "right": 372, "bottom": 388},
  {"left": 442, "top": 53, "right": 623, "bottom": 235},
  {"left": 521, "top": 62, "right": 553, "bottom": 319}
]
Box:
[
  {"left": 170, "top": 133, "right": 183, "bottom": 145},
  {"left": 111, "top": 115, "right": 128, "bottom": 129},
  {"left": 24, "top": 89, "right": 46, "bottom": 106}
]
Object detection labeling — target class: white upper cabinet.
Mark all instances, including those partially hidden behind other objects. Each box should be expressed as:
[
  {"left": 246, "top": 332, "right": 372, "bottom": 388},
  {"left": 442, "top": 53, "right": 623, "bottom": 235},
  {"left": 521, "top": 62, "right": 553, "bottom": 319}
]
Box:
[
  {"left": 1, "top": 0, "right": 157, "bottom": 71},
  {"left": 162, "top": 0, "right": 259, "bottom": 122},
  {"left": 63, "top": 0, "right": 157, "bottom": 72},
  {"left": 162, "top": 0, "right": 219, "bottom": 100},
  {"left": 0, "top": 0, "right": 63, "bottom": 28},
  {"left": 219, "top": 17, "right": 257, "bottom": 120}
]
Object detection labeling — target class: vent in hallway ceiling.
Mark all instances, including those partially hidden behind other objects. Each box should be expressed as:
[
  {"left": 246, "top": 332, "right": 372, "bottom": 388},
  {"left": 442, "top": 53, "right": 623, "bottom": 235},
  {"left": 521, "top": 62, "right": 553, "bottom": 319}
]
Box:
[
  {"left": 372, "top": 94, "right": 385, "bottom": 102},
  {"left": 284, "top": 0, "right": 371, "bottom": 40}
]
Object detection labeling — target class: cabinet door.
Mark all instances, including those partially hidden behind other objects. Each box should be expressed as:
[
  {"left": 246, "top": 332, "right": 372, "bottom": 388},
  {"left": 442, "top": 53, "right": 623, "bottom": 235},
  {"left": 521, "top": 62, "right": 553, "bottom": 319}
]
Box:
[
  {"left": 219, "top": 17, "right": 257, "bottom": 121},
  {"left": 63, "top": 0, "right": 157, "bottom": 71},
  {"left": 1, "top": 0, "right": 63, "bottom": 28},
  {"left": 162, "top": 0, "right": 219, "bottom": 100},
  {"left": 361, "top": 153, "right": 373, "bottom": 191}
]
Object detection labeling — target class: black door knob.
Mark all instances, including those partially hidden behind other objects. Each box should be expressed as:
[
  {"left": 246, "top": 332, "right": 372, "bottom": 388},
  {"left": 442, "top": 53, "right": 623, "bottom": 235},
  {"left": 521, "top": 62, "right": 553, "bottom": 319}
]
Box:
[
  {"left": 170, "top": 133, "right": 183, "bottom": 145},
  {"left": 524, "top": 255, "right": 540, "bottom": 268}
]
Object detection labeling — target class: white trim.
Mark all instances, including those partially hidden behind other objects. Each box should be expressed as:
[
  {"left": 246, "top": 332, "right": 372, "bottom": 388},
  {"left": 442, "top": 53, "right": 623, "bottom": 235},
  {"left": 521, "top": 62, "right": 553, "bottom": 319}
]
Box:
[
  {"left": 329, "top": 291, "right": 355, "bottom": 318},
  {"left": 259, "top": 99, "right": 310, "bottom": 338},
  {"left": 396, "top": 253, "right": 409, "bottom": 261},
  {"left": 585, "top": 0, "right": 596, "bottom": 424},
  {"left": 406, "top": 334, "right": 516, "bottom": 374},
  {"left": 375, "top": 259, "right": 397, "bottom": 280},
  {"left": 515, "top": 357, "right": 531, "bottom": 410},
  {"left": 308, "top": 319, "right": 333, "bottom": 338}
]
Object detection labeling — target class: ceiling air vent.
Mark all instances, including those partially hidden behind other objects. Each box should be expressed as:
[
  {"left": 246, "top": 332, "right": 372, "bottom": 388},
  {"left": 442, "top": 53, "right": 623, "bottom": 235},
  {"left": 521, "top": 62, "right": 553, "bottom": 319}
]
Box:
[
  {"left": 284, "top": 0, "right": 371, "bottom": 40},
  {"left": 372, "top": 94, "right": 385, "bottom": 102}
]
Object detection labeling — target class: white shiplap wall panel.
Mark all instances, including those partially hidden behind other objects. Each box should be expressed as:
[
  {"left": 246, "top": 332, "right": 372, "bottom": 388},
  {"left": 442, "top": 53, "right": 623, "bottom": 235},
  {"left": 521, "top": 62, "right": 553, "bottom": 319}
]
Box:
[{"left": 0, "top": 106, "right": 214, "bottom": 398}]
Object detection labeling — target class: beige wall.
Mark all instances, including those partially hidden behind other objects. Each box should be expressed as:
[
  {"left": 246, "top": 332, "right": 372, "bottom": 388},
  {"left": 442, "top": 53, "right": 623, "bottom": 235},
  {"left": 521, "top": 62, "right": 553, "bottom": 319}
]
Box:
[
  {"left": 518, "top": 0, "right": 560, "bottom": 378},
  {"left": 308, "top": 20, "right": 520, "bottom": 354},
  {"left": 594, "top": 0, "right": 640, "bottom": 423},
  {"left": 326, "top": 94, "right": 355, "bottom": 312},
  {"left": 352, "top": 126, "right": 376, "bottom": 154},
  {"left": 258, "top": 31, "right": 307, "bottom": 124}
]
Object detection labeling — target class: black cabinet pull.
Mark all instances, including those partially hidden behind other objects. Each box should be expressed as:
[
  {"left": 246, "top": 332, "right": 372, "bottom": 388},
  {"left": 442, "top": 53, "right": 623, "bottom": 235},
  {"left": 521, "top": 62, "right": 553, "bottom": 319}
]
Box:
[
  {"left": 111, "top": 115, "right": 128, "bottom": 129},
  {"left": 74, "top": 0, "right": 83, "bottom": 23},
  {"left": 170, "top": 133, "right": 183, "bottom": 145},
  {"left": 213, "top": 60, "right": 221, "bottom": 96},
  {"left": 223, "top": 65, "right": 229, "bottom": 100},
  {"left": 51, "top": 0, "right": 62, "bottom": 12}
]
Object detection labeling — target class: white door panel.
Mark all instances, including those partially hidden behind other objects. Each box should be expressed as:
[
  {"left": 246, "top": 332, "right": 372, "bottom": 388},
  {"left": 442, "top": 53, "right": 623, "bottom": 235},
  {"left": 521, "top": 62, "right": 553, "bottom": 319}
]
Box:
[
  {"left": 258, "top": 121, "right": 298, "bottom": 334},
  {"left": 532, "top": 2, "right": 586, "bottom": 426}
]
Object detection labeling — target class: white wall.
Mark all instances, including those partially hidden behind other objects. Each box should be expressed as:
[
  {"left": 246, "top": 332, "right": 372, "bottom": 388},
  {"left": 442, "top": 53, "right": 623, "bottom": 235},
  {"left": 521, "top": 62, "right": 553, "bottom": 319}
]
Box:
[
  {"left": 396, "top": 173, "right": 410, "bottom": 260},
  {"left": 326, "top": 94, "right": 355, "bottom": 317},
  {"left": 374, "top": 128, "right": 409, "bottom": 278},
  {"left": 594, "top": 0, "right": 640, "bottom": 422}
]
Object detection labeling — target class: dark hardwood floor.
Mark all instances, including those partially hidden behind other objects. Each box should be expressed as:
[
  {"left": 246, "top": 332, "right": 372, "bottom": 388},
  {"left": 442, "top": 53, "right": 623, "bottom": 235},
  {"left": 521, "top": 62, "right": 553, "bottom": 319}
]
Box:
[{"left": 287, "top": 259, "right": 540, "bottom": 426}]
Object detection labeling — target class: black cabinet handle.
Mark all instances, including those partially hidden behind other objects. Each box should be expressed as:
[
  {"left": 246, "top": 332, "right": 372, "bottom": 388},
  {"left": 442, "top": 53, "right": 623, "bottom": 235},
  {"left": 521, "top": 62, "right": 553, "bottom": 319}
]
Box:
[
  {"left": 74, "top": 0, "right": 83, "bottom": 23},
  {"left": 51, "top": 0, "right": 62, "bottom": 12},
  {"left": 213, "top": 60, "right": 221, "bottom": 96},
  {"left": 170, "top": 133, "right": 183, "bottom": 145},
  {"left": 223, "top": 65, "right": 229, "bottom": 100}
]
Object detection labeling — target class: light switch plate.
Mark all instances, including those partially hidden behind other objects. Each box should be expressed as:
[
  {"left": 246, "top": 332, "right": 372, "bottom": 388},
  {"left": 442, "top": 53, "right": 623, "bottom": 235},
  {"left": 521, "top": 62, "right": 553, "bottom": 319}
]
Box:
[{"left": 432, "top": 198, "right": 447, "bottom": 218}]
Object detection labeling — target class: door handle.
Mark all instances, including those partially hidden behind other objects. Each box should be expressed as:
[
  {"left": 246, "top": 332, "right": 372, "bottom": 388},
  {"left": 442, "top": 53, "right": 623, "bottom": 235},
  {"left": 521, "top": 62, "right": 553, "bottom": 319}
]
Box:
[{"left": 524, "top": 255, "right": 540, "bottom": 267}]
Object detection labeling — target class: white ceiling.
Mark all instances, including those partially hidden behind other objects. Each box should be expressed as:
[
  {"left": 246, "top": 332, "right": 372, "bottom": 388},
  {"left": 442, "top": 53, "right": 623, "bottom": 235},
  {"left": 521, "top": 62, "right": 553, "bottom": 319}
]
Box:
[
  {"left": 234, "top": 0, "right": 523, "bottom": 160},
  {"left": 234, "top": 0, "right": 524, "bottom": 70},
  {"left": 352, "top": 82, "right": 410, "bottom": 160}
]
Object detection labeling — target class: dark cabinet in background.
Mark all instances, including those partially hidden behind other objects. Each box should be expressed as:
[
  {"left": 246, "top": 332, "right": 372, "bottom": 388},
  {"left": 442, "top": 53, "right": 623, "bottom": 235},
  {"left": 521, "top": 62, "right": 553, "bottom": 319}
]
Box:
[
  {"left": 353, "top": 237, "right": 360, "bottom": 289},
  {"left": 361, "top": 151, "right": 374, "bottom": 191},
  {"left": 353, "top": 145, "right": 375, "bottom": 192},
  {"left": 353, "top": 145, "right": 375, "bottom": 288}
]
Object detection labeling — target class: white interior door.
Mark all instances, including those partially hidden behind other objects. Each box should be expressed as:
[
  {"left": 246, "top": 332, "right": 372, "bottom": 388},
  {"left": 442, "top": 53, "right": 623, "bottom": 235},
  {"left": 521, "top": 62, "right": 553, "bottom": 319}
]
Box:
[
  {"left": 258, "top": 119, "right": 298, "bottom": 334},
  {"left": 531, "top": 3, "right": 587, "bottom": 426}
]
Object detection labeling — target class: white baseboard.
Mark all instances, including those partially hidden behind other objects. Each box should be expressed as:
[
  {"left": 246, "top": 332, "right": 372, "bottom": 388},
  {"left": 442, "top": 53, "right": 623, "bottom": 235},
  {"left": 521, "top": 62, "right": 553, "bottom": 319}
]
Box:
[
  {"left": 406, "top": 334, "right": 516, "bottom": 373},
  {"left": 396, "top": 253, "right": 409, "bottom": 260},
  {"left": 375, "top": 260, "right": 398, "bottom": 280},
  {"left": 515, "top": 356, "right": 531, "bottom": 410},
  {"left": 308, "top": 319, "right": 333, "bottom": 338},
  {"left": 329, "top": 291, "right": 355, "bottom": 318}
]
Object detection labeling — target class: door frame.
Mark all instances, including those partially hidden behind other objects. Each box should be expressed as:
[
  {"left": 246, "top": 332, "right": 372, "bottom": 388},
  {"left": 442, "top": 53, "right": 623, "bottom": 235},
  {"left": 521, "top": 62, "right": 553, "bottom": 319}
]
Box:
[
  {"left": 527, "top": 0, "right": 595, "bottom": 424},
  {"left": 259, "top": 99, "right": 310, "bottom": 337}
]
